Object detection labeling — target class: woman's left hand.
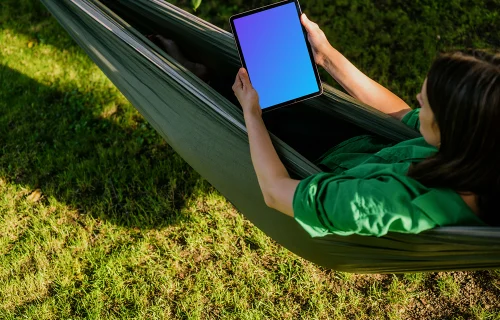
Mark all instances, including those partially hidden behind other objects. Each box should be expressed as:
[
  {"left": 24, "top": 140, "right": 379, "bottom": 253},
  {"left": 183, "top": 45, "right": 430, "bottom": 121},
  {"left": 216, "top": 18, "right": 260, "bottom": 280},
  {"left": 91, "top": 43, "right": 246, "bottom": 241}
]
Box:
[{"left": 232, "top": 68, "right": 261, "bottom": 117}]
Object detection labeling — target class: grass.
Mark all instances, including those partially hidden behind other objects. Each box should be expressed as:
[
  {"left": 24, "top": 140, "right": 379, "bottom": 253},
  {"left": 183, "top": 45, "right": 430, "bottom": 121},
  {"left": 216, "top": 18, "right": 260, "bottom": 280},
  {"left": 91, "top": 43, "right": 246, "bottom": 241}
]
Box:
[{"left": 1, "top": 0, "right": 500, "bottom": 319}]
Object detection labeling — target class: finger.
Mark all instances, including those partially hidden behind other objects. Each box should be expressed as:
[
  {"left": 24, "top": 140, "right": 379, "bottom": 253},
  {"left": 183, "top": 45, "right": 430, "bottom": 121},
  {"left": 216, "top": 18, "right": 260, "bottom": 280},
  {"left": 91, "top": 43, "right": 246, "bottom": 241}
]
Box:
[
  {"left": 238, "top": 68, "right": 251, "bottom": 88},
  {"left": 301, "top": 13, "right": 307, "bottom": 23},
  {"left": 233, "top": 70, "right": 243, "bottom": 92},
  {"left": 301, "top": 14, "right": 311, "bottom": 31},
  {"left": 301, "top": 13, "right": 318, "bottom": 33}
]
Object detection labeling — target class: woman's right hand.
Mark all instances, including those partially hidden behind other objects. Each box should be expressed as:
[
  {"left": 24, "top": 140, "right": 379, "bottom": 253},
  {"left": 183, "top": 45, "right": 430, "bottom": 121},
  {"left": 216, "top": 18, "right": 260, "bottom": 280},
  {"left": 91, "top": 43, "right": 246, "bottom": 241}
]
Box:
[{"left": 301, "top": 14, "right": 332, "bottom": 67}]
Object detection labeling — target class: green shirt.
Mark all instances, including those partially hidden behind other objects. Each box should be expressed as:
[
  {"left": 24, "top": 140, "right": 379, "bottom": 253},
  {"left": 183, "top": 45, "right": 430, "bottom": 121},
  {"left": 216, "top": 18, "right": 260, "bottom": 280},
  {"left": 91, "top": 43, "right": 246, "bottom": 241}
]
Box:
[{"left": 293, "top": 109, "right": 485, "bottom": 237}]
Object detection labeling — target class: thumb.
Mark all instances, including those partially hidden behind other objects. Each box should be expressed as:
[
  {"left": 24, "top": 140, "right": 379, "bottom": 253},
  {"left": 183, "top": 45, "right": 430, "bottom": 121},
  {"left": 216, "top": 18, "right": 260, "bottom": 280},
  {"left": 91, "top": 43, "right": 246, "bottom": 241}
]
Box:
[
  {"left": 301, "top": 13, "right": 311, "bottom": 31},
  {"left": 238, "top": 68, "right": 251, "bottom": 88}
]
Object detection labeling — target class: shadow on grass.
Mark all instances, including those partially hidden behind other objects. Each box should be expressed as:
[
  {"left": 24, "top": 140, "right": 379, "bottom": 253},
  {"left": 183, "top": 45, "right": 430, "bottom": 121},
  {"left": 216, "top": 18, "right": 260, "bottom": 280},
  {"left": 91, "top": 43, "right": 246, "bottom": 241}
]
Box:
[{"left": 0, "top": 64, "right": 210, "bottom": 229}]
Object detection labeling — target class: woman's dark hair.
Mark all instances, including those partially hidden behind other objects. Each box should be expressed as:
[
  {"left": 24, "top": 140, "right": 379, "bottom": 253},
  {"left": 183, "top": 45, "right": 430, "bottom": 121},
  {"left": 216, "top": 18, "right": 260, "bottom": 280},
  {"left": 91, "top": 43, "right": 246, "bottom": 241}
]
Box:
[{"left": 408, "top": 50, "right": 500, "bottom": 226}]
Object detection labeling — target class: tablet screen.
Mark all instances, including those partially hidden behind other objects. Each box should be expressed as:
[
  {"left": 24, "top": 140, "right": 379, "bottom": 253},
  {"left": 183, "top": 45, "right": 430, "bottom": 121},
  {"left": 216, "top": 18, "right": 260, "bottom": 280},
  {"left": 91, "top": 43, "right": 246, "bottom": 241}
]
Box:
[{"left": 231, "top": 1, "right": 322, "bottom": 110}]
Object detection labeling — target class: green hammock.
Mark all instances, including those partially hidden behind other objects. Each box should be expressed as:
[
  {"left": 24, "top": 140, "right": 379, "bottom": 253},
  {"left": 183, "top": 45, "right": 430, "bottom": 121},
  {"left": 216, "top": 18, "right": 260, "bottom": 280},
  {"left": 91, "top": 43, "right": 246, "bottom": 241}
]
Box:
[{"left": 40, "top": 0, "right": 500, "bottom": 273}]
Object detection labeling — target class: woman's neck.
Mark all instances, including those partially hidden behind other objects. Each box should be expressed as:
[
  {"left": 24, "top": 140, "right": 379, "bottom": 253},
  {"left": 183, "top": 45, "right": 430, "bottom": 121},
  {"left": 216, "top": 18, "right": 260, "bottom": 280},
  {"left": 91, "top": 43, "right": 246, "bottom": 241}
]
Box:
[{"left": 459, "top": 193, "right": 479, "bottom": 215}]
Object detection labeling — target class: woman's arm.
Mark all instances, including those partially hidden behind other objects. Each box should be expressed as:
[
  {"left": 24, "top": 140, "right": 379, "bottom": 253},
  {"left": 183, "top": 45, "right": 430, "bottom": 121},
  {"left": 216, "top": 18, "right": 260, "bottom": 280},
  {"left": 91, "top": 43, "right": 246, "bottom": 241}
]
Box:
[
  {"left": 301, "top": 14, "right": 412, "bottom": 120},
  {"left": 322, "top": 46, "right": 412, "bottom": 120},
  {"left": 232, "top": 68, "right": 299, "bottom": 217}
]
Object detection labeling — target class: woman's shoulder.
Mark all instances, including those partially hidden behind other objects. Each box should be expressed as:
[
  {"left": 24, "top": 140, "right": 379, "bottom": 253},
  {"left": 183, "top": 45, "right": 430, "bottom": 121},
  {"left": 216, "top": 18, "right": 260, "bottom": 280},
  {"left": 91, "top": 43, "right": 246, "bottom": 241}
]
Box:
[{"left": 294, "top": 164, "right": 485, "bottom": 237}]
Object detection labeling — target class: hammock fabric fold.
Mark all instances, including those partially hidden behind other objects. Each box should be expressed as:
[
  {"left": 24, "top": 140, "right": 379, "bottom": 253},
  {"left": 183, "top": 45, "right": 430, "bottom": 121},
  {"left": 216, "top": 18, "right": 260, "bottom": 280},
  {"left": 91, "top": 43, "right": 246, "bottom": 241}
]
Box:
[{"left": 40, "top": 0, "right": 500, "bottom": 273}]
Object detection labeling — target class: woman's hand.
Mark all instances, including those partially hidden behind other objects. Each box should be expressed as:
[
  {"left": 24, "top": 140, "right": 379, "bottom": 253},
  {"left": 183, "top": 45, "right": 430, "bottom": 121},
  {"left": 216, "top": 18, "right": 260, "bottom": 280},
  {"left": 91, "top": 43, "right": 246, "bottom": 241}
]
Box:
[
  {"left": 300, "top": 14, "right": 332, "bottom": 67},
  {"left": 232, "top": 68, "right": 262, "bottom": 117}
]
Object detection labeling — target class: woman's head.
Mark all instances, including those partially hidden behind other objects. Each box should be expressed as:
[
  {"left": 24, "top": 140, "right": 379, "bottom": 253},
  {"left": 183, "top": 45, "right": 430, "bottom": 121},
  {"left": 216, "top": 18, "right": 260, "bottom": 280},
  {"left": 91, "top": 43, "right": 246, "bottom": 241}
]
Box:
[{"left": 410, "top": 50, "right": 500, "bottom": 225}]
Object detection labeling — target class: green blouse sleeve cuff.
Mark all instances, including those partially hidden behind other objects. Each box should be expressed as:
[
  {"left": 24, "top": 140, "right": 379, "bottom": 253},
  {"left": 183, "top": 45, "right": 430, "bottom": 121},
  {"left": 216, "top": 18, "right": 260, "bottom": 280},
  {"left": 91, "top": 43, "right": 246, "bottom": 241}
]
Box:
[
  {"left": 293, "top": 175, "right": 333, "bottom": 238},
  {"left": 293, "top": 173, "right": 361, "bottom": 237},
  {"left": 401, "top": 108, "right": 421, "bottom": 131}
]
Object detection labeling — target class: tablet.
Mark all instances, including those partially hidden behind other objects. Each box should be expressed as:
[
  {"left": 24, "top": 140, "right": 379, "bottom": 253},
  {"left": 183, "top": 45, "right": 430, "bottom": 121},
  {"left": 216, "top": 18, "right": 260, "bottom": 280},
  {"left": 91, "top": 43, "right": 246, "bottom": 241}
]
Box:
[{"left": 230, "top": 0, "right": 323, "bottom": 112}]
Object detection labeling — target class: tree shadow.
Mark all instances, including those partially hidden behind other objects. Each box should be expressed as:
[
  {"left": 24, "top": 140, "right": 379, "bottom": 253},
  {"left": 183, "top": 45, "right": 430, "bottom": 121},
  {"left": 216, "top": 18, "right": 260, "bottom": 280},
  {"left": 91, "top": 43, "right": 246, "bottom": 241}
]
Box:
[{"left": 0, "top": 64, "right": 208, "bottom": 229}]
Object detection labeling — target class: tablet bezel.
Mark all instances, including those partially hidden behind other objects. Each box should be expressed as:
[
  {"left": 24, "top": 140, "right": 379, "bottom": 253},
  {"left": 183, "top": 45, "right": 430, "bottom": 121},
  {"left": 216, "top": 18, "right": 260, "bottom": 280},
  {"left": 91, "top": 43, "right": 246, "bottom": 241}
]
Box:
[{"left": 229, "top": 0, "right": 323, "bottom": 113}]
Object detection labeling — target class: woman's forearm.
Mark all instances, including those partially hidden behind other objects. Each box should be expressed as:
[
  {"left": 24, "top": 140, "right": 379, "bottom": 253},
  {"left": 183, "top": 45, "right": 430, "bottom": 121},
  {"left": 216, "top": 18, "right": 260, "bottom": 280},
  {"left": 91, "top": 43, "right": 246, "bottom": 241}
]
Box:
[
  {"left": 232, "top": 68, "right": 299, "bottom": 217},
  {"left": 244, "top": 110, "right": 289, "bottom": 181},
  {"left": 322, "top": 46, "right": 411, "bottom": 120},
  {"left": 243, "top": 110, "right": 299, "bottom": 216}
]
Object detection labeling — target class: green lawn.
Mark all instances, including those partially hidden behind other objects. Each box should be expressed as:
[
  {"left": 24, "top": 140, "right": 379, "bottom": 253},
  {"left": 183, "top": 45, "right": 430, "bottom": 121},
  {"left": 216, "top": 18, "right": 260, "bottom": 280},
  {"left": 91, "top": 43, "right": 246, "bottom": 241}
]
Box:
[{"left": 1, "top": 0, "right": 499, "bottom": 319}]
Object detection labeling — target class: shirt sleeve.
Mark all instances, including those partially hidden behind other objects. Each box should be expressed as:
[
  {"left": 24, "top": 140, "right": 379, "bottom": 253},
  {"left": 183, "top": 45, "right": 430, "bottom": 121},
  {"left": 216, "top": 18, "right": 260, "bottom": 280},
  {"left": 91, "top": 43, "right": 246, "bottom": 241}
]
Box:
[
  {"left": 401, "top": 108, "right": 421, "bottom": 131},
  {"left": 292, "top": 171, "right": 437, "bottom": 237}
]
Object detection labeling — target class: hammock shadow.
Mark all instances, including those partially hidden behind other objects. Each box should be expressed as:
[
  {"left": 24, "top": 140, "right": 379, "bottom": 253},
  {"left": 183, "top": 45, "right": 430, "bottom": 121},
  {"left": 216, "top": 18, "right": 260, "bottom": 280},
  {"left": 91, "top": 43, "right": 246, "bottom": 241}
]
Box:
[{"left": 0, "top": 65, "right": 208, "bottom": 229}]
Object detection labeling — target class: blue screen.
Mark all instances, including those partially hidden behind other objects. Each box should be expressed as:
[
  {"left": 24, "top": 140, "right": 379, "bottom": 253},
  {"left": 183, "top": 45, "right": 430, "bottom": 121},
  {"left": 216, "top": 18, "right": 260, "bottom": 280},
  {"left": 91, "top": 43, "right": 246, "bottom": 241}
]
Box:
[{"left": 233, "top": 2, "right": 320, "bottom": 109}]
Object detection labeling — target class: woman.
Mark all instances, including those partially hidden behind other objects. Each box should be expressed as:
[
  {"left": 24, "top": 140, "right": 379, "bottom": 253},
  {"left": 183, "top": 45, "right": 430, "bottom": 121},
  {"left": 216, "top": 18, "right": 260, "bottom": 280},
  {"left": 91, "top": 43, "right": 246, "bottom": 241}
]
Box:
[{"left": 232, "top": 14, "right": 500, "bottom": 237}]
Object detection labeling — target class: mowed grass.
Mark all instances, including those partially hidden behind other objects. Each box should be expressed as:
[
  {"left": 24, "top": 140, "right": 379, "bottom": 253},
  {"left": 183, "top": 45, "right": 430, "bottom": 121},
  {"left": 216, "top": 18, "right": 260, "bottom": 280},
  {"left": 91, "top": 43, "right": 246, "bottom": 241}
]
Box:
[{"left": 1, "top": 0, "right": 500, "bottom": 319}]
